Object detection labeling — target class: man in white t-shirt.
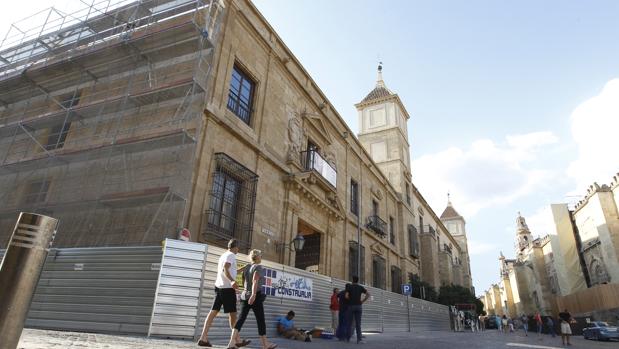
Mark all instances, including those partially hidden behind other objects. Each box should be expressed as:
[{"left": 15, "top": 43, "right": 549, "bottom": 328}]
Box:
[{"left": 198, "top": 239, "right": 249, "bottom": 347}]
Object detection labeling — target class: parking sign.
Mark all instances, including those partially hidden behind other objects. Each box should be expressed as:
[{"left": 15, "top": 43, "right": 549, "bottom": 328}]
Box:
[{"left": 402, "top": 283, "right": 412, "bottom": 296}]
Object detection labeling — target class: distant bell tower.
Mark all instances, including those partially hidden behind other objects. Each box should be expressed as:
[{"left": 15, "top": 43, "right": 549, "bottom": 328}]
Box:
[
  {"left": 355, "top": 63, "right": 412, "bottom": 195},
  {"left": 515, "top": 212, "right": 533, "bottom": 257}
]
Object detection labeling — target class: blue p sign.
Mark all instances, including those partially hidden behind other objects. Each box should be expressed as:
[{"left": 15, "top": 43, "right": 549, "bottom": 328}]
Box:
[{"left": 402, "top": 283, "right": 412, "bottom": 296}]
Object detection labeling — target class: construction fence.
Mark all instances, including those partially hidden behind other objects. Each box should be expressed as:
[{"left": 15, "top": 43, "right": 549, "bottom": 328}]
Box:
[{"left": 0, "top": 239, "right": 451, "bottom": 340}]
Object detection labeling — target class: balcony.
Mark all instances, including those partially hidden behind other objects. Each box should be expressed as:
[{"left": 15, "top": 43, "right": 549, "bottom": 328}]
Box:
[
  {"left": 423, "top": 225, "right": 436, "bottom": 237},
  {"left": 366, "top": 215, "right": 387, "bottom": 238},
  {"left": 300, "top": 150, "right": 337, "bottom": 188}
]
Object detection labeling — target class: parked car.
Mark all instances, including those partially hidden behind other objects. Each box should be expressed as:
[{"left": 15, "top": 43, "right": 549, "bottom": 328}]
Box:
[
  {"left": 486, "top": 315, "right": 498, "bottom": 329},
  {"left": 583, "top": 321, "right": 619, "bottom": 341}
]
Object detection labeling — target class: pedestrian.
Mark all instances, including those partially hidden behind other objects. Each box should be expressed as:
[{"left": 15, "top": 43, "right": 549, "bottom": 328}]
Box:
[
  {"left": 521, "top": 314, "right": 529, "bottom": 336},
  {"left": 502, "top": 315, "right": 508, "bottom": 334},
  {"left": 534, "top": 311, "right": 543, "bottom": 339},
  {"left": 558, "top": 309, "right": 574, "bottom": 346},
  {"left": 335, "top": 285, "right": 349, "bottom": 340},
  {"left": 546, "top": 316, "right": 556, "bottom": 338},
  {"left": 507, "top": 316, "right": 514, "bottom": 332},
  {"left": 198, "top": 239, "right": 250, "bottom": 348},
  {"left": 330, "top": 288, "right": 339, "bottom": 333},
  {"left": 478, "top": 314, "right": 486, "bottom": 331},
  {"left": 227, "top": 249, "right": 277, "bottom": 349},
  {"left": 345, "top": 275, "right": 369, "bottom": 344},
  {"left": 496, "top": 315, "right": 502, "bottom": 333}
]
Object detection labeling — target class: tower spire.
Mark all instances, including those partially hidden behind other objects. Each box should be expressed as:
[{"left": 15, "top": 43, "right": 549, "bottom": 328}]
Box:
[{"left": 376, "top": 62, "right": 385, "bottom": 88}]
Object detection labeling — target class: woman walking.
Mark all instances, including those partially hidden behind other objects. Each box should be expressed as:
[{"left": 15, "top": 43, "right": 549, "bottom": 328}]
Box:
[
  {"left": 534, "top": 311, "right": 543, "bottom": 338},
  {"left": 227, "top": 250, "right": 277, "bottom": 349},
  {"left": 501, "top": 315, "right": 508, "bottom": 334}
]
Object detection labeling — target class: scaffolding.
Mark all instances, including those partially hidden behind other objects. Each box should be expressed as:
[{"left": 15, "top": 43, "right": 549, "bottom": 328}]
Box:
[{"left": 0, "top": 0, "right": 224, "bottom": 248}]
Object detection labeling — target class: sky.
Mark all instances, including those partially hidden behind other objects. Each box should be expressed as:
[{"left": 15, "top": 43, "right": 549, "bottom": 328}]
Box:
[{"left": 3, "top": 0, "right": 619, "bottom": 296}]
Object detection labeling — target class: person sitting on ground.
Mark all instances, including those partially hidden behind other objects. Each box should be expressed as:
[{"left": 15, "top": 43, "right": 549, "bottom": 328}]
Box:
[{"left": 276, "top": 311, "right": 311, "bottom": 342}]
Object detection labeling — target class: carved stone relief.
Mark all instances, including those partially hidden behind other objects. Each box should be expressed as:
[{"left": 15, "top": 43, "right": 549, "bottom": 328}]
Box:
[
  {"left": 286, "top": 111, "right": 304, "bottom": 163},
  {"left": 371, "top": 186, "right": 383, "bottom": 200},
  {"left": 586, "top": 245, "right": 610, "bottom": 285}
]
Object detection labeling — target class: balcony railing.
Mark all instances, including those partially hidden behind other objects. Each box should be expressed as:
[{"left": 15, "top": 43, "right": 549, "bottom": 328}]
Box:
[
  {"left": 423, "top": 225, "right": 436, "bottom": 237},
  {"left": 300, "top": 150, "right": 337, "bottom": 188},
  {"left": 367, "top": 215, "right": 387, "bottom": 238}
]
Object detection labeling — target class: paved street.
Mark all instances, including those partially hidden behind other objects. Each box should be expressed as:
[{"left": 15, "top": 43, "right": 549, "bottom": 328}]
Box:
[{"left": 17, "top": 328, "right": 617, "bottom": 349}]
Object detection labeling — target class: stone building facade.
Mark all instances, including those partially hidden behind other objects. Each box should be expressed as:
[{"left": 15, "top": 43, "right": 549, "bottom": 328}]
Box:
[
  {"left": 482, "top": 173, "right": 619, "bottom": 318},
  {"left": 440, "top": 199, "right": 473, "bottom": 291},
  {"left": 183, "top": 0, "right": 474, "bottom": 289},
  {"left": 0, "top": 0, "right": 473, "bottom": 291}
]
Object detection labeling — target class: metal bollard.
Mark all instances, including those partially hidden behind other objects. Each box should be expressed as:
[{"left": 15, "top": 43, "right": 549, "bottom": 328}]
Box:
[{"left": 0, "top": 212, "right": 58, "bottom": 349}]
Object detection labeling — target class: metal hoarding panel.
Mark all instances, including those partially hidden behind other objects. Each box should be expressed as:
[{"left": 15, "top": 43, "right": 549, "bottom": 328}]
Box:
[
  {"left": 149, "top": 239, "right": 207, "bottom": 338},
  {"left": 25, "top": 246, "right": 162, "bottom": 335},
  {"left": 410, "top": 297, "right": 451, "bottom": 332},
  {"left": 382, "top": 291, "right": 409, "bottom": 332}
]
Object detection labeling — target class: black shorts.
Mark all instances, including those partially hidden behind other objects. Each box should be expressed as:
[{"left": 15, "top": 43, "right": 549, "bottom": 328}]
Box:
[{"left": 211, "top": 287, "right": 237, "bottom": 313}]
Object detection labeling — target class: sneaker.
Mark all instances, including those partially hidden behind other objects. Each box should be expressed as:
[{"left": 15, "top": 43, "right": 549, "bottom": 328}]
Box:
[{"left": 357, "top": 340, "right": 366, "bottom": 344}]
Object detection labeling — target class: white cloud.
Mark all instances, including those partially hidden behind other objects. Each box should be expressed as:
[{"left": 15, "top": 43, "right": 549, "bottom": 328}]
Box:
[
  {"left": 412, "top": 132, "right": 558, "bottom": 217},
  {"left": 567, "top": 78, "right": 619, "bottom": 192},
  {"left": 524, "top": 205, "right": 555, "bottom": 237}
]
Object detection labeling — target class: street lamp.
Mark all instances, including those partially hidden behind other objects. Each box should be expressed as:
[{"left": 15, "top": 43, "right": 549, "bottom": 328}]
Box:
[
  {"left": 290, "top": 234, "right": 305, "bottom": 251},
  {"left": 278, "top": 234, "right": 305, "bottom": 252},
  {"left": 277, "top": 234, "right": 305, "bottom": 268}
]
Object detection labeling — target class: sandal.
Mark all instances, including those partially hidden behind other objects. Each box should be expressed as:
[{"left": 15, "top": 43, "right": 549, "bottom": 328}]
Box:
[
  {"left": 235, "top": 339, "right": 251, "bottom": 347},
  {"left": 265, "top": 344, "right": 278, "bottom": 349},
  {"left": 197, "top": 340, "right": 212, "bottom": 347}
]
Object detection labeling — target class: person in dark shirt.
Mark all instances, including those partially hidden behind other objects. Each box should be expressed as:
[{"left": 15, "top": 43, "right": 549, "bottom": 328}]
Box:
[
  {"left": 558, "top": 309, "right": 573, "bottom": 346},
  {"left": 336, "top": 284, "right": 350, "bottom": 340},
  {"left": 345, "top": 276, "right": 369, "bottom": 344}
]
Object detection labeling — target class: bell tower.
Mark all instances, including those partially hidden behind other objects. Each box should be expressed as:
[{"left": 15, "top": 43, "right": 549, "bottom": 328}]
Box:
[
  {"left": 356, "top": 63, "right": 412, "bottom": 195},
  {"left": 515, "top": 212, "right": 533, "bottom": 257}
]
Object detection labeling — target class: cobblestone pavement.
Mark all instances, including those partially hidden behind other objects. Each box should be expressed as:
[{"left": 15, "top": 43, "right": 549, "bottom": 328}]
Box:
[{"left": 17, "top": 328, "right": 618, "bottom": 349}]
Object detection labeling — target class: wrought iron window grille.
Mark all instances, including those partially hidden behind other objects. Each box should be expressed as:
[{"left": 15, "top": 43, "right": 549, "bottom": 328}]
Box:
[
  {"left": 366, "top": 215, "right": 387, "bottom": 238},
  {"left": 204, "top": 153, "right": 258, "bottom": 252}
]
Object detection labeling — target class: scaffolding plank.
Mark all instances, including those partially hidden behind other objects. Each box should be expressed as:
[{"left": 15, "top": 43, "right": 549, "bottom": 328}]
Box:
[
  {"left": 0, "top": 128, "right": 196, "bottom": 174},
  {"left": 0, "top": 186, "right": 183, "bottom": 219},
  {"left": 0, "top": 77, "right": 198, "bottom": 137},
  {"left": 0, "top": 16, "right": 200, "bottom": 104},
  {"left": 0, "top": 0, "right": 203, "bottom": 75}
]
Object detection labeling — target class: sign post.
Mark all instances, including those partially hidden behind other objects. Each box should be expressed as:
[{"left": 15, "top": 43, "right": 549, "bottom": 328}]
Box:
[{"left": 402, "top": 284, "right": 412, "bottom": 332}]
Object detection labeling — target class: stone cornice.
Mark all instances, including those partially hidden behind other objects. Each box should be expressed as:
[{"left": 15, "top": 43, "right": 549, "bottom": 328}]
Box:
[
  {"left": 574, "top": 180, "right": 613, "bottom": 213},
  {"left": 286, "top": 173, "right": 345, "bottom": 221},
  {"left": 354, "top": 93, "right": 411, "bottom": 120}
]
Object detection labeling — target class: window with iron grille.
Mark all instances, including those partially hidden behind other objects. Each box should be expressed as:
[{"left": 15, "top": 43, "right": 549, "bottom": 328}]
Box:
[
  {"left": 23, "top": 180, "right": 51, "bottom": 204},
  {"left": 205, "top": 153, "right": 258, "bottom": 252},
  {"left": 227, "top": 65, "right": 254, "bottom": 125},
  {"left": 389, "top": 216, "right": 395, "bottom": 245},
  {"left": 350, "top": 179, "right": 359, "bottom": 215},
  {"left": 372, "top": 255, "right": 386, "bottom": 289},
  {"left": 348, "top": 241, "right": 365, "bottom": 284},
  {"left": 408, "top": 224, "right": 419, "bottom": 258},
  {"left": 391, "top": 265, "right": 402, "bottom": 293}
]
